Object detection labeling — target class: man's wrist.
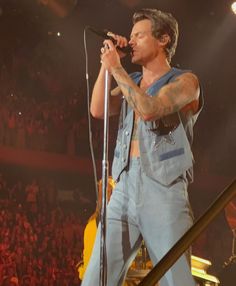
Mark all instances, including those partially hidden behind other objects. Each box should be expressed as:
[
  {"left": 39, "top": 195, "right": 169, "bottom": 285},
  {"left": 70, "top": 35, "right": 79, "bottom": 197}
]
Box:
[{"left": 111, "top": 64, "right": 123, "bottom": 75}]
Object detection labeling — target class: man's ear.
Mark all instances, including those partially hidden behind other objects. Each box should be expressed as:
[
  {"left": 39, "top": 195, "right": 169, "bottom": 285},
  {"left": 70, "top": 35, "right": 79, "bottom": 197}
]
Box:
[{"left": 159, "top": 34, "right": 170, "bottom": 46}]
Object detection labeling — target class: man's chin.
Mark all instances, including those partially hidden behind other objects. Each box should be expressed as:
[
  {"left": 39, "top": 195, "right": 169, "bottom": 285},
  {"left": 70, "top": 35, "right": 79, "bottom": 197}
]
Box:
[
  {"left": 131, "top": 58, "right": 142, "bottom": 65},
  {"left": 131, "top": 56, "right": 139, "bottom": 64}
]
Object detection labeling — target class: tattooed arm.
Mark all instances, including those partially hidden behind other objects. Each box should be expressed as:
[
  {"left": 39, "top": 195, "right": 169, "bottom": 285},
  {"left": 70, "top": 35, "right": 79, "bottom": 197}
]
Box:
[{"left": 111, "top": 65, "right": 200, "bottom": 121}]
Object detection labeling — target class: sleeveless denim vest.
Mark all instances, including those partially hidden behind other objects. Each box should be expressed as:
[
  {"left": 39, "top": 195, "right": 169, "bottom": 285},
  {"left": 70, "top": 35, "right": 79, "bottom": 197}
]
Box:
[{"left": 111, "top": 68, "right": 203, "bottom": 186}]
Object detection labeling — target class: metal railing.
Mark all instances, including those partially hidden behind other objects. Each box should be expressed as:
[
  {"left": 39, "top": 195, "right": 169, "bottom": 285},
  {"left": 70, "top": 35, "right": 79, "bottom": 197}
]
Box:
[{"left": 139, "top": 178, "right": 236, "bottom": 286}]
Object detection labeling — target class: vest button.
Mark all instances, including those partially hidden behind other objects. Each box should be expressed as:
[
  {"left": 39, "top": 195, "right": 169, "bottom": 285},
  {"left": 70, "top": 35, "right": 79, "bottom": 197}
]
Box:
[
  {"left": 122, "top": 157, "right": 126, "bottom": 162},
  {"left": 125, "top": 131, "right": 129, "bottom": 136},
  {"left": 123, "top": 144, "right": 127, "bottom": 149}
]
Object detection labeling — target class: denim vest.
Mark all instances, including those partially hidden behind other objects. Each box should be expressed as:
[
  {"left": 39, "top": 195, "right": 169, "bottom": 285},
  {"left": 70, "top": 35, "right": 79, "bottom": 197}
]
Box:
[{"left": 111, "top": 68, "right": 203, "bottom": 186}]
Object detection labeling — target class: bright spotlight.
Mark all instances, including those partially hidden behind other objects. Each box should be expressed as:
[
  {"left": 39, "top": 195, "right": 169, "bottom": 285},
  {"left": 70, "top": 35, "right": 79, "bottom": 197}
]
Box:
[
  {"left": 57, "top": 32, "right": 61, "bottom": 37},
  {"left": 231, "top": 2, "right": 236, "bottom": 14}
]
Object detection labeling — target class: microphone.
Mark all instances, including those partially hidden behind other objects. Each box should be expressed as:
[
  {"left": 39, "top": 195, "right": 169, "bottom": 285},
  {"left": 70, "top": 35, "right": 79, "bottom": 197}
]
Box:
[{"left": 86, "top": 26, "right": 132, "bottom": 54}]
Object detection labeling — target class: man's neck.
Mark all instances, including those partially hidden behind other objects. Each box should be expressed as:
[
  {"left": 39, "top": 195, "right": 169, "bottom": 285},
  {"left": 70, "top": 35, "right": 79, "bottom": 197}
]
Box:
[{"left": 142, "top": 57, "right": 171, "bottom": 86}]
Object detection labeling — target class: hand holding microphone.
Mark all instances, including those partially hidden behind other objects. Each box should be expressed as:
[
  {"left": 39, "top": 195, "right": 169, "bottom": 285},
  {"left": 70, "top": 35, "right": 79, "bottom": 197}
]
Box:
[
  {"left": 100, "top": 39, "right": 123, "bottom": 73},
  {"left": 106, "top": 31, "right": 131, "bottom": 56},
  {"left": 87, "top": 26, "right": 131, "bottom": 73},
  {"left": 87, "top": 26, "right": 132, "bottom": 55}
]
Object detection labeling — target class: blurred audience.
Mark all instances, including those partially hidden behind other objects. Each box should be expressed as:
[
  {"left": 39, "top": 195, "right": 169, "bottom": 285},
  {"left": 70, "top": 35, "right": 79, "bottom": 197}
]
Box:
[
  {"left": 0, "top": 90, "right": 85, "bottom": 156},
  {"left": 0, "top": 51, "right": 118, "bottom": 158},
  {"left": 0, "top": 49, "right": 93, "bottom": 156},
  {"left": 0, "top": 172, "right": 85, "bottom": 286}
]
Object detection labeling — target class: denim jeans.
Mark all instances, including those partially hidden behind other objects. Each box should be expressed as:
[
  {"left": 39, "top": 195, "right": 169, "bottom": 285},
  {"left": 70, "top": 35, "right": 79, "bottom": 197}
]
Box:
[{"left": 81, "top": 158, "right": 196, "bottom": 286}]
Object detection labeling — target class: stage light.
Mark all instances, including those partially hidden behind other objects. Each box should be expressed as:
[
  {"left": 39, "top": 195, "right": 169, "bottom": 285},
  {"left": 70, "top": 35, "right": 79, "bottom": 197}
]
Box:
[
  {"left": 57, "top": 32, "right": 61, "bottom": 37},
  {"left": 231, "top": 2, "right": 236, "bottom": 14}
]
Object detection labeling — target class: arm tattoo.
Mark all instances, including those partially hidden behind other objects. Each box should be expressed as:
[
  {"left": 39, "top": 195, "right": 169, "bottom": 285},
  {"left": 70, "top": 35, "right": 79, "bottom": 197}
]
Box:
[
  {"left": 119, "top": 83, "right": 138, "bottom": 110},
  {"left": 163, "top": 78, "right": 183, "bottom": 111},
  {"left": 153, "top": 83, "right": 181, "bottom": 116},
  {"left": 112, "top": 66, "right": 143, "bottom": 113},
  {"left": 111, "top": 66, "right": 195, "bottom": 120}
]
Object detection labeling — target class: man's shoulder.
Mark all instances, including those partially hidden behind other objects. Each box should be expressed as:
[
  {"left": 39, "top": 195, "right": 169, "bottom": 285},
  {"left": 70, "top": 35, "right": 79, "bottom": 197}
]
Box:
[
  {"left": 171, "top": 67, "right": 192, "bottom": 76},
  {"left": 168, "top": 68, "right": 201, "bottom": 91}
]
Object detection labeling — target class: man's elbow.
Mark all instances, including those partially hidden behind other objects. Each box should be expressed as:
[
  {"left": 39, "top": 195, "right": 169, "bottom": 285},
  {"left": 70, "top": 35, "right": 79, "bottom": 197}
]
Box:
[
  {"left": 90, "top": 106, "right": 104, "bottom": 119},
  {"left": 140, "top": 112, "right": 159, "bottom": 122}
]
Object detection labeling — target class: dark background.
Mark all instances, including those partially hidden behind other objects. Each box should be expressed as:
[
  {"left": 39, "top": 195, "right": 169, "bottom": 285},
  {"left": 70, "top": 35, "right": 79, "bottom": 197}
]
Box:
[{"left": 0, "top": 0, "right": 235, "bottom": 278}]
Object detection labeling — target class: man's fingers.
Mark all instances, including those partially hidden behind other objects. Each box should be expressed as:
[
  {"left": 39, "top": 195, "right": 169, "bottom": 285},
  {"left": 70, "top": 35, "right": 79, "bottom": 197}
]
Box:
[{"left": 106, "top": 33, "right": 128, "bottom": 48}]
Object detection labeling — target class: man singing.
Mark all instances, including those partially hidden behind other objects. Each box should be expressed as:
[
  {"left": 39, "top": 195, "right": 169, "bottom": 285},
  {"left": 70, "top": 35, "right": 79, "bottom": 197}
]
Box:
[{"left": 82, "top": 8, "right": 202, "bottom": 286}]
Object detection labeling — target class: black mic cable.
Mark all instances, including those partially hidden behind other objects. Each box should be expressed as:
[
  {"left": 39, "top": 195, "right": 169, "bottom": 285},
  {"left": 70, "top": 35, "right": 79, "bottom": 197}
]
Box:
[{"left": 83, "top": 27, "right": 99, "bottom": 206}]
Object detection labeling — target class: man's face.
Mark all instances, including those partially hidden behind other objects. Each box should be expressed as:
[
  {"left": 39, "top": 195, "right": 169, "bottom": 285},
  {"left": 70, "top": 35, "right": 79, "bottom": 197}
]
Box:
[{"left": 129, "top": 19, "right": 160, "bottom": 65}]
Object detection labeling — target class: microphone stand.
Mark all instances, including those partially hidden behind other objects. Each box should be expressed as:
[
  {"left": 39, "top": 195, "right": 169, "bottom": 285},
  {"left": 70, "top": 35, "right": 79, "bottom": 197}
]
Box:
[{"left": 99, "top": 69, "right": 111, "bottom": 286}]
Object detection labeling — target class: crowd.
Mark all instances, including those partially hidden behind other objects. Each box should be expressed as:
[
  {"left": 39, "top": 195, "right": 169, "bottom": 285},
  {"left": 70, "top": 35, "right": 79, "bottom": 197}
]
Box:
[
  {"left": 0, "top": 68, "right": 117, "bottom": 158},
  {"left": 0, "top": 172, "right": 87, "bottom": 286},
  {"left": 0, "top": 171, "right": 233, "bottom": 285},
  {"left": 0, "top": 89, "right": 87, "bottom": 156},
  {"left": 0, "top": 29, "right": 93, "bottom": 157}
]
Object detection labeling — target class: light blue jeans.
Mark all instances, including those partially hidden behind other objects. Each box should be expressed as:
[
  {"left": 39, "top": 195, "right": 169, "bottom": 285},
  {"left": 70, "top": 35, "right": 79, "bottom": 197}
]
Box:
[{"left": 81, "top": 158, "right": 196, "bottom": 286}]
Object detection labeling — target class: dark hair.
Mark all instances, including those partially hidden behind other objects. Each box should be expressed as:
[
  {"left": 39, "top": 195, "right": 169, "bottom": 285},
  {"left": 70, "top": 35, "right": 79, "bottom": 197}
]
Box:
[{"left": 132, "top": 8, "right": 179, "bottom": 62}]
